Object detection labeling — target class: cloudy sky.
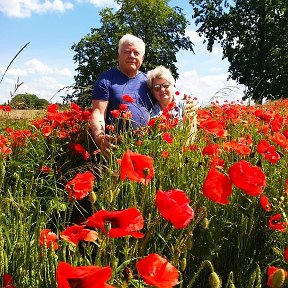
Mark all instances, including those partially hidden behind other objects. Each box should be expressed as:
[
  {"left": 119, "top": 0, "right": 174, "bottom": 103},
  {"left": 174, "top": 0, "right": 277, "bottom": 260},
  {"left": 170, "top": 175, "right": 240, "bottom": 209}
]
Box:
[{"left": 0, "top": 0, "right": 245, "bottom": 106}]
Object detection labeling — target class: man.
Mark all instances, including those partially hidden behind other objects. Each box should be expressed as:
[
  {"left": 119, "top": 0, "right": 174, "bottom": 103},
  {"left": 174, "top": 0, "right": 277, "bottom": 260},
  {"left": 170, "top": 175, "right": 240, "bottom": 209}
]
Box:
[{"left": 90, "top": 34, "right": 155, "bottom": 156}]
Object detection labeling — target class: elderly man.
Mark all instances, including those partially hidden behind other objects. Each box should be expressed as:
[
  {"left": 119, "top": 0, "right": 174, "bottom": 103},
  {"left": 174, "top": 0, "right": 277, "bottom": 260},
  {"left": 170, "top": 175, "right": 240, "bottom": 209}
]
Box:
[{"left": 90, "top": 34, "right": 154, "bottom": 156}]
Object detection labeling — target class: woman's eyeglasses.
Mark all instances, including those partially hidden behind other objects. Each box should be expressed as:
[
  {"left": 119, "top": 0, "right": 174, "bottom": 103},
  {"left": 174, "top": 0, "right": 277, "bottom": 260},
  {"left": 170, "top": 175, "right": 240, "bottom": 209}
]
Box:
[{"left": 153, "top": 83, "right": 170, "bottom": 91}]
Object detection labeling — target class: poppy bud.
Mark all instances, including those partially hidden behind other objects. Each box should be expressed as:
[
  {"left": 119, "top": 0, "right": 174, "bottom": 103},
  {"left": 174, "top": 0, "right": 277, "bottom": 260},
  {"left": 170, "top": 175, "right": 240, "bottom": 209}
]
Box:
[
  {"left": 89, "top": 191, "right": 97, "bottom": 204},
  {"left": 271, "top": 268, "right": 285, "bottom": 288},
  {"left": 202, "top": 217, "right": 209, "bottom": 229},
  {"left": 208, "top": 272, "right": 221, "bottom": 288},
  {"left": 180, "top": 257, "right": 187, "bottom": 271},
  {"left": 104, "top": 221, "right": 112, "bottom": 232},
  {"left": 229, "top": 284, "right": 236, "bottom": 288}
]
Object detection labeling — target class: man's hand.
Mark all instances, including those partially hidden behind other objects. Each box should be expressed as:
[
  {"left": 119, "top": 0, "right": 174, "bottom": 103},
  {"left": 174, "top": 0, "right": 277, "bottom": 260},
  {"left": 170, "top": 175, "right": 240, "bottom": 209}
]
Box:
[{"left": 95, "top": 134, "right": 116, "bottom": 157}]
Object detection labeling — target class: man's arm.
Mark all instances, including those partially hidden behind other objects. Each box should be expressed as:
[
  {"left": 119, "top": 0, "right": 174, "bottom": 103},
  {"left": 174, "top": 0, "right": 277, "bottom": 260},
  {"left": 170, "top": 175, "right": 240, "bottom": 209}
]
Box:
[{"left": 90, "top": 99, "right": 115, "bottom": 157}]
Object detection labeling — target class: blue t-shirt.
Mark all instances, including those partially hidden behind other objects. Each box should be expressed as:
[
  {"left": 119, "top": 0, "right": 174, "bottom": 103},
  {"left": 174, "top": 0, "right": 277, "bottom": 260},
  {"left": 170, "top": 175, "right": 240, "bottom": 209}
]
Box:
[
  {"left": 92, "top": 68, "right": 155, "bottom": 132},
  {"left": 150, "top": 98, "right": 185, "bottom": 121}
]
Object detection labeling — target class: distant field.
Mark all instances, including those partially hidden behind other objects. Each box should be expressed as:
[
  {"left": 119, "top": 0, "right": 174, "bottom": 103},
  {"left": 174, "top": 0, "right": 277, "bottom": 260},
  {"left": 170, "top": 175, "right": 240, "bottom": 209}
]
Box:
[{"left": 0, "top": 109, "right": 45, "bottom": 120}]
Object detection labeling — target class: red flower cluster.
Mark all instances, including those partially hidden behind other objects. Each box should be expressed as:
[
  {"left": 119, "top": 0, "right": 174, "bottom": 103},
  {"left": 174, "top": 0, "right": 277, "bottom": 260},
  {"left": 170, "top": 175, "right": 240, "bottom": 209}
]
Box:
[
  {"left": 268, "top": 213, "right": 288, "bottom": 232},
  {"left": 136, "top": 253, "right": 179, "bottom": 288},
  {"left": 257, "top": 139, "right": 280, "bottom": 164},
  {"left": 156, "top": 189, "right": 194, "bottom": 229},
  {"left": 65, "top": 171, "right": 95, "bottom": 201},
  {"left": 1, "top": 274, "right": 15, "bottom": 288},
  {"left": 120, "top": 150, "right": 154, "bottom": 185},
  {"left": 86, "top": 208, "right": 144, "bottom": 238}
]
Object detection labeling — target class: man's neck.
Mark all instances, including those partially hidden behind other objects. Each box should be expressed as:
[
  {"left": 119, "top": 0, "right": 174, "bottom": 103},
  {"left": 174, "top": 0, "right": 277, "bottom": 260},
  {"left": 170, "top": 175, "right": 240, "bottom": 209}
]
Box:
[{"left": 118, "top": 66, "right": 139, "bottom": 78}]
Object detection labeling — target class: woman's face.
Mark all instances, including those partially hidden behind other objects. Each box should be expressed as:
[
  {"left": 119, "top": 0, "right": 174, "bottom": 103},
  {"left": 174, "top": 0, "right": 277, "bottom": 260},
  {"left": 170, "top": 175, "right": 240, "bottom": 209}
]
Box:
[{"left": 152, "top": 77, "right": 174, "bottom": 109}]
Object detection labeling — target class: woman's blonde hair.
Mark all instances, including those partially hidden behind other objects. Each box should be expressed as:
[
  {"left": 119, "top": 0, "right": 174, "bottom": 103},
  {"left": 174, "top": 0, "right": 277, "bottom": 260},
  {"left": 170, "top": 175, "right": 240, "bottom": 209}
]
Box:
[{"left": 147, "top": 65, "right": 175, "bottom": 90}]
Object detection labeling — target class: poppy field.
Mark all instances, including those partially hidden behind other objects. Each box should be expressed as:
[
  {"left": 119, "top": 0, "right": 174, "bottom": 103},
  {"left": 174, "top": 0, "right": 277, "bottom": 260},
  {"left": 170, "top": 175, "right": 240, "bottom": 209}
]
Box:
[{"left": 0, "top": 96, "right": 288, "bottom": 288}]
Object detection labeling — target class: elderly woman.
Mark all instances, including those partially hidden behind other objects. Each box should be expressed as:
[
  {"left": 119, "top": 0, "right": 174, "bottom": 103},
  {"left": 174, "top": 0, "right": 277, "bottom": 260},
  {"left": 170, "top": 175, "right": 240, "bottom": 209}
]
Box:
[
  {"left": 147, "top": 65, "right": 184, "bottom": 119},
  {"left": 147, "top": 65, "right": 197, "bottom": 142}
]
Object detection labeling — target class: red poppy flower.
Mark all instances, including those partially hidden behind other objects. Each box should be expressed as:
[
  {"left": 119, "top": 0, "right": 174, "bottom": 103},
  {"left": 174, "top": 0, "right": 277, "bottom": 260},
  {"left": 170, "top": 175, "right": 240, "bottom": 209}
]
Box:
[
  {"left": 202, "top": 143, "right": 221, "bottom": 157},
  {"left": 40, "top": 165, "right": 51, "bottom": 174},
  {"left": 69, "top": 143, "right": 90, "bottom": 161},
  {"left": 2, "top": 274, "right": 16, "bottom": 288},
  {"left": 284, "top": 247, "right": 288, "bottom": 263},
  {"left": 257, "top": 139, "right": 280, "bottom": 164},
  {"left": 136, "top": 253, "right": 179, "bottom": 288},
  {"left": 120, "top": 150, "right": 154, "bottom": 185},
  {"left": 122, "top": 94, "right": 135, "bottom": 103},
  {"left": 65, "top": 171, "right": 95, "bottom": 201},
  {"left": 202, "top": 167, "right": 232, "bottom": 205},
  {"left": 259, "top": 195, "right": 272, "bottom": 212},
  {"left": 86, "top": 208, "right": 144, "bottom": 238},
  {"left": 60, "top": 225, "right": 98, "bottom": 246},
  {"left": 156, "top": 189, "right": 194, "bottom": 229},
  {"left": 162, "top": 132, "right": 173, "bottom": 144},
  {"left": 268, "top": 213, "right": 288, "bottom": 232},
  {"left": 42, "top": 125, "right": 52, "bottom": 137},
  {"left": 228, "top": 160, "right": 266, "bottom": 196},
  {"left": 56, "top": 261, "right": 114, "bottom": 288},
  {"left": 199, "top": 119, "right": 227, "bottom": 137},
  {"left": 39, "top": 229, "right": 58, "bottom": 250},
  {"left": 110, "top": 109, "right": 121, "bottom": 119},
  {"left": 161, "top": 150, "right": 169, "bottom": 158}
]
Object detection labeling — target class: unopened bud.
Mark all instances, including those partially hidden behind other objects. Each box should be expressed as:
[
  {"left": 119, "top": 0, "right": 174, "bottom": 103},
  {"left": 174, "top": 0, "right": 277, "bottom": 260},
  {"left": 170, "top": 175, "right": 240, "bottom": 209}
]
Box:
[
  {"left": 208, "top": 272, "right": 221, "bottom": 288},
  {"left": 180, "top": 257, "right": 187, "bottom": 271},
  {"left": 229, "top": 284, "right": 236, "bottom": 288},
  {"left": 89, "top": 191, "right": 97, "bottom": 204},
  {"left": 202, "top": 217, "right": 209, "bottom": 229},
  {"left": 271, "top": 268, "right": 285, "bottom": 288}
]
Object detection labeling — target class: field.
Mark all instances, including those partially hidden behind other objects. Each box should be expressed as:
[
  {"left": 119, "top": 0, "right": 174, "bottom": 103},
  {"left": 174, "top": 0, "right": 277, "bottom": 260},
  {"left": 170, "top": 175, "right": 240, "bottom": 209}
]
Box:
[{"left": 0, "top": 99, "right": 288, "bottom": 287}]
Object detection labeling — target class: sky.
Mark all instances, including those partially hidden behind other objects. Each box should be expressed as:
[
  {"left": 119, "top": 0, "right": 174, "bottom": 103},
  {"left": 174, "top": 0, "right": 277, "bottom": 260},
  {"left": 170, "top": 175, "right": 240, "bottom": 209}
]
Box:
[{"left": 0, "top": 0, "right": 245, "bottom": 106}]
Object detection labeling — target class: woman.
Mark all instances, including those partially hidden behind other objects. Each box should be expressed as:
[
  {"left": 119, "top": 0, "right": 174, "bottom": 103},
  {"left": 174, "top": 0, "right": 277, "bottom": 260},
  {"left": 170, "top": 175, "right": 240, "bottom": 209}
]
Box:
[
  {"left": 147, "top": 65, "right": 197, "bottom": 143},
  {"left": 147, "top": 65, "right": 185, "bottom": 119}
]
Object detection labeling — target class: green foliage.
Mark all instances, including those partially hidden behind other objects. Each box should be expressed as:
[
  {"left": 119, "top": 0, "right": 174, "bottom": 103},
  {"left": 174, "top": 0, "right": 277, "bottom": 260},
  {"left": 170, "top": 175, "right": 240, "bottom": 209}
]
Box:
[
  {"left": 70, "top": 0, "right": 194, "bottom": 107},
  {"left": 190, "top": 0, "right": 288, "bottom": 103},
  {"left": 10, "top": 93, "right": 49, "bottom": 109},
  {"left": 1, "top": 100, "right": 288, "bottom": 287}
]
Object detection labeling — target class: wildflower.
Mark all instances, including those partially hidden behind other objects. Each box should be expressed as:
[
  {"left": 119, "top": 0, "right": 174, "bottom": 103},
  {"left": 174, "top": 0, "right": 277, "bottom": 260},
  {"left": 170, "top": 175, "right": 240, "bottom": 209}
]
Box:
[
  {"left": 259, "top": 195, "right": 272, "bottom": 212},
  {"left": 69, "top": 143, "right": 90, "bottom": 161},
  {"left": 39, "top": 229, "right": 58, "bottom": 250},
  {"left": 284, "top": 247, "right": 288, "bottom": 263},
  {"left": 120, "top": 150, "right": 154, "bottom": 185},
  {"left": 40, "top": 165, "right": 51, "bottom": 174},
  {"left": 228, "top": 160, "right": 266, "bottom": 196},
  {"left": 2, "top": 274, "right": 16, "bottom": 288},
  {"left": 65, "top": 171, "right": 95, "bottom": 201},
  {"left": 156, "top": 189, "right": 194, "bottom": 229},
  {"left": 268, "top": 213, "right": 288, "bottom": 232},
  {"left": 161, "top": 150, "right": 169, "bottom": 158},
  {"left": 203, "top": 167, "right": 232, "bottom": 205},
  {"left": 60, "top": 224, "right": 98, "bottom": 246},
  {"left": 162, "top": 132, "right": 173, "bottom": 144},
  {"left": 136, "top": 253, "right": 179, "bottom": 288},
  {"left": 122, "top": 94, "right": 135, "bottom": 103},
  {"left": 199, "top": 119, "right": 227, "bottom": 137},
  {"left": 202, "top": 144, "right": 221, "bottom": 157},
  {"left": 56, "top": 261, "right": 114, "bottom": 288},
  {"left": 42, "top": 125, "right": 52, "bottom": 137},
  {"left": 86, "top": 208, "right": 144, "bottom": 238},
  {"left": 257, "top": 139, "right": 280, "bottom": 164}
]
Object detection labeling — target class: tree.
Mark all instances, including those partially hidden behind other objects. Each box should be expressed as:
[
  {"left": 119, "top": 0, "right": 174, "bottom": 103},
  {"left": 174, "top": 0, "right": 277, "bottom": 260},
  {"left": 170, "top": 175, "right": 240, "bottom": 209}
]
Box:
[
  {"left": 70, "top": 0, "right": 194, "bottom": 107},
  {"left": 190, "top": 0, "right": 288, "bottom": 103},
  {"left": 10, "top": 94, "right": 49, "bottom": 109}
]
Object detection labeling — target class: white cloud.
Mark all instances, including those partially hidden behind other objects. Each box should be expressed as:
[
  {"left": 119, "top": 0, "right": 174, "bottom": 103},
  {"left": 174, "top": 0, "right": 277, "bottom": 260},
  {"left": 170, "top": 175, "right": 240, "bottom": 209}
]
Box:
[
  {"left": 175, "top": 69, "right": 245, "bottom": 106},
  {"left": 0, "top": 0, "right": 73, "bottom": 18},
  {"left": 0, "top": 58, "right": 74, "bottom": 104},
  {"left": 78, "top": 0, "right": 120, "bottom": 9}
]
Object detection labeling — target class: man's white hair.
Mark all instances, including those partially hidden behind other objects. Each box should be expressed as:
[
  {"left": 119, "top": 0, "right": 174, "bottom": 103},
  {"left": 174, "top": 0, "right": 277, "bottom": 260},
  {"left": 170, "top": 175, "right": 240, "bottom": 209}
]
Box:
[{"left": 118, "top": 34, "right": 146, "bottom": 55}]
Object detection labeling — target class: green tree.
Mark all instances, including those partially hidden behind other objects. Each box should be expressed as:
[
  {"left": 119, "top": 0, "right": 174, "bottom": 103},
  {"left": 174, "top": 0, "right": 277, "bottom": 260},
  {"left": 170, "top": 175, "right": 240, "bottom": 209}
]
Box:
[
  {"left": 190, "top": 0, "right": 288, "bottom": 103},
  {"left": 70, "top": 0, "right": 194, "bottom": 107},
  {"left": 10, "top": 94, "right": 49, "bottom": 109}
]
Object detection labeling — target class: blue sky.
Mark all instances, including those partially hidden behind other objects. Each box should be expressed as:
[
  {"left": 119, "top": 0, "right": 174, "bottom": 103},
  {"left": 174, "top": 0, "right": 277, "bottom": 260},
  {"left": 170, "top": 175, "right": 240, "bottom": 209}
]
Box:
[{"left": 0, "top": 0, "right": 244, "bottom": 106}]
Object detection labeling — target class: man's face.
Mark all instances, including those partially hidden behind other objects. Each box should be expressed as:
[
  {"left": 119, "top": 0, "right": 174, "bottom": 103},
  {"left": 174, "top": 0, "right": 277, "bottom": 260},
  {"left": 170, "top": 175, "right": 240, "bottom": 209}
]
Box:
[{"left": 118, "top": 43, "right": 144, "bottom": 74}]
